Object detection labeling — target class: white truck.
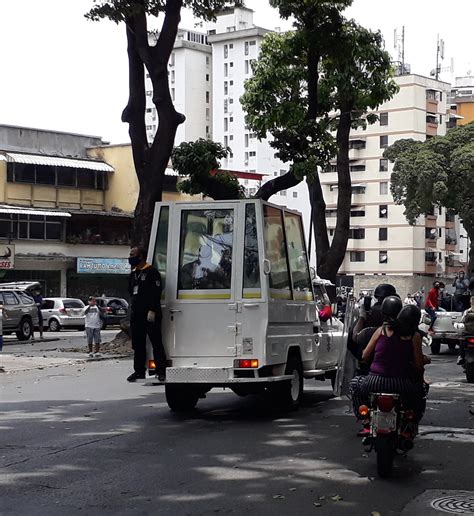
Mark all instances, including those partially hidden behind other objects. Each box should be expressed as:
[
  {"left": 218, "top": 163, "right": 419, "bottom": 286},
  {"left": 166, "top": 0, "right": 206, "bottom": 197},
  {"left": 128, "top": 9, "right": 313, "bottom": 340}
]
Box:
[{"left": 146, "top": 200, "right": 347, "bottom": 411}]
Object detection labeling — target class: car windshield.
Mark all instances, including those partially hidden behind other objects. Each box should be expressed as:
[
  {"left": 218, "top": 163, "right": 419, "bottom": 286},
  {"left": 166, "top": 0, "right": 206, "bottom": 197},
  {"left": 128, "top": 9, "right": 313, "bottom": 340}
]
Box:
[{"left": 63, "top": 299, "right": 85, "bottom": 309}]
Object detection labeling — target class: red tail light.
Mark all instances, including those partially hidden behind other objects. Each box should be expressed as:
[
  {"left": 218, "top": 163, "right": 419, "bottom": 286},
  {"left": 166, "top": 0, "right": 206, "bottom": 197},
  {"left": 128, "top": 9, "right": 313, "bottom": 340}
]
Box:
[
  {"left": 106, "top": 307, "right": 113, "bottom": 313},
  {"left": 467, "top": 338, "right": 474, "bottom": 343},
  {"left": 377, "top": 395, "right": 395, "bottom": 412},
  {"left": 59, "top": 308, "right": 67, "bottom": 314},
  {"left": 404, "top": 409, "right": 415, "bottom": 420},
  {"left": 234, "top": 359, "right": 259, "bottom": 368}
]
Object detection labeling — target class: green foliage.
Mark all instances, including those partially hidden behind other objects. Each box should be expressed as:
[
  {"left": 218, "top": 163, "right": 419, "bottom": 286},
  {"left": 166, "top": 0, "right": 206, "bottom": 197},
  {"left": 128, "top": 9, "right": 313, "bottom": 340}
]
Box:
[
  {"left": 241, "top": 11, "right": 398, "bottom": 179},
  {"left": 86, "top": 0, "right": 231, "bottom": 23},
  {"left": 386, "top": 122, "right": 474, "bottom": 240},
  {"left": 172, "top": 139, "right": 245, "bottom": 200}
]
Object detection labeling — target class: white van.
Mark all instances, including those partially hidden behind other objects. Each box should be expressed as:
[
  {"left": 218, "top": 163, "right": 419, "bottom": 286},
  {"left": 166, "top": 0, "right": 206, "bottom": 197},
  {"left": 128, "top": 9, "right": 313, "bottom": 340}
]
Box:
[{"left": 147, "top": 200, "right": 346, "bottom": 411}]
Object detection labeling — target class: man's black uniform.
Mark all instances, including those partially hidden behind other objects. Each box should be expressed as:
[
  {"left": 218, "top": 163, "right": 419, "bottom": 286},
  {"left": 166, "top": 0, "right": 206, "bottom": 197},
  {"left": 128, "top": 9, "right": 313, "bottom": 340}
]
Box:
[{"left": 128, "top": 264, "right": 166, "bottom": 376}]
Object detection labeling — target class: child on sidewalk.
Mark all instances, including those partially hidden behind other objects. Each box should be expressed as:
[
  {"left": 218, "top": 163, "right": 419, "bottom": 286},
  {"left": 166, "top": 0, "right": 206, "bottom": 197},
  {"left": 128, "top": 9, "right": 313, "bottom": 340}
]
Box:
[{"left": 84, "top": 296, "right": 104, "bottom": 357}]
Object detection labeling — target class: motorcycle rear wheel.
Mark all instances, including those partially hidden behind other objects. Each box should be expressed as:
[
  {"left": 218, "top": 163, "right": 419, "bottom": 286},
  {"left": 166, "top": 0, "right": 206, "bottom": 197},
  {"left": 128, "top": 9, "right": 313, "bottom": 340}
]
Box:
[{"left": 376, "top": 435, "right": 394, "bottom": 478}]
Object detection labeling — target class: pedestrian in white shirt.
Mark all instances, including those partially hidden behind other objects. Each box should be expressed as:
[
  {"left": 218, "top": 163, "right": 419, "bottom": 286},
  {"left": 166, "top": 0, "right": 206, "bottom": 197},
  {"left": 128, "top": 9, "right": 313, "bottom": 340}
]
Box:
[
  {"left": 404, "top": 293, "right": 417, "bottom": 306},
  {"left": 84, "top": 296, "right": 103, "bottom": 357}
]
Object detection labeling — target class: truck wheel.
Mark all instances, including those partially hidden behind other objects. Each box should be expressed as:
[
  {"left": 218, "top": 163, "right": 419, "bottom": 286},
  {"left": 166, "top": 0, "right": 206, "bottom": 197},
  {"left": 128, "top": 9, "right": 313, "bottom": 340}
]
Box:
[
  {"left": 16, "top": 318, "right": 33, "bottom": 341},
  {"left": 268, "top": 354, "right": 304, "bottom": 411},
  {"left": 466, "top": 363, "right": 474, "bottom": 384},
  {"left": 48, "top": 319, "right": 61, "bottom": 332},
  {"left": 165, "top": 384, "right": 199, "bottom": 412},
  {"left": 376, "top": 435, "right": 394, "bottom": 478},
  {"left": 430, "top": 340, "right": 441, "bottom": 355}
]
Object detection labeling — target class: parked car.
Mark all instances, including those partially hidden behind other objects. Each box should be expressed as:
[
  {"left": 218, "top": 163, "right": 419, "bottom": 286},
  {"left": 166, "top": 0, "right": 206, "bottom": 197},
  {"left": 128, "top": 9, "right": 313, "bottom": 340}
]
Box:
[
  {"left": 0, "top": 289, "right": 39, "bottom": 340},
  {"left": 419, "top": 308, "right": 463, "bottom": 354},
  {"left": 41, "top": 298, "right": 86, "bottom": 332},
  {"left": 95, "top": 297, "right": 129, "bottom": 330}
]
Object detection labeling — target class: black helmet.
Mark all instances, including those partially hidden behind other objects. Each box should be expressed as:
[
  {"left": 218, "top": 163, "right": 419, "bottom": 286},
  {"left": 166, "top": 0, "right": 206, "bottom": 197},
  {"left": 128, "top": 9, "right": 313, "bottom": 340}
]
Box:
[
  {"left": 374, "top": 283, "right": 397, "bottom": 301},
  {"left": 381, "top": 295, "right": 403, "bottom": 323},
  {"left": 397, "top": 305, "right": 421, "bottom": 337}
]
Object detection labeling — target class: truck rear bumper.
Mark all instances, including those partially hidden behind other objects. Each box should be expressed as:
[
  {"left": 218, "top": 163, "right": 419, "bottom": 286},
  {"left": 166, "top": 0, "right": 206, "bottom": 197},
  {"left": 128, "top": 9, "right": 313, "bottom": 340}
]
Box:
[{"left": 164, "top": 367, "right": 293, "bottom": 384}]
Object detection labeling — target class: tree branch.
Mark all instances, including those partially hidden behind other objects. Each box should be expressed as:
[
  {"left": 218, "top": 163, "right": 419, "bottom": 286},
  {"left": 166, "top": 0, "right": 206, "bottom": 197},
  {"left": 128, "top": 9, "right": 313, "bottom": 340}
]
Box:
[
  {"left": 255, "top": 171, "right": 300, "bottom": 201},
  {"left": 121, "top": 19, "right": 148, "bottom": 181}
]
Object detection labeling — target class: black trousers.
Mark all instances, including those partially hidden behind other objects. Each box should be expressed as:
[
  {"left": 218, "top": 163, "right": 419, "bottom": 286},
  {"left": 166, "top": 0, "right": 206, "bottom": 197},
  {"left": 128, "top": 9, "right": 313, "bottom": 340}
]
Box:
[{"left": 130, "top": 316, "right": 167, "bottom": 375}]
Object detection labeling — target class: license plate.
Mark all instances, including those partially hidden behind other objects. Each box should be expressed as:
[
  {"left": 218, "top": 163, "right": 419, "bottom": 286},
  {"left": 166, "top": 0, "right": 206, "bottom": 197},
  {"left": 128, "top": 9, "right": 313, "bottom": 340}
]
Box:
[
  {"left": 372, "top": 411, "right": 396, "bottom": 430},
  {"left": 117, "top": 310, "right": 126, "bottom": 315}
]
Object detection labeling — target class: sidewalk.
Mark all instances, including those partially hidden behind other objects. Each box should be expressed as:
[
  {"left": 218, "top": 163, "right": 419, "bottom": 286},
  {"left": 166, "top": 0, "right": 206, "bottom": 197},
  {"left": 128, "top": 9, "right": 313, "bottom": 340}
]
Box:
[{"left": 0, "top": 353, "right": 86, "bottom": 373}]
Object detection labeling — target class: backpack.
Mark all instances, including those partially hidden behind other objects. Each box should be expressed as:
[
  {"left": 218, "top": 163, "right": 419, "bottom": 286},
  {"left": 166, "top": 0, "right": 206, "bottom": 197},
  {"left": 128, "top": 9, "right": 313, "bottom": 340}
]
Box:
[{"left": 464, "top": 310, "right": 474, "bottom": 334}]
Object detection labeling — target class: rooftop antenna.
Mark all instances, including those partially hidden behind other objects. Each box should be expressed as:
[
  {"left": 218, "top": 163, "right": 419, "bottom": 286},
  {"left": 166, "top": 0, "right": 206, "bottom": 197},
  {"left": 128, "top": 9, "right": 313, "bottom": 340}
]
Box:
[
  {"left": 435, "top": 34, "right": 445, "bottom": 80},
  {"left": 394, "top": 26, "right": 406, "bottom": 74}
]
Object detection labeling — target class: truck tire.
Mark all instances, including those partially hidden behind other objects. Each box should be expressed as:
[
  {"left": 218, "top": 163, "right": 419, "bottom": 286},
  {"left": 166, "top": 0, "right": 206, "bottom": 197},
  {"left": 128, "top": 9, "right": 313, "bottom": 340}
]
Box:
[
  {"left": 268, "top": 354, "right": 304, "bottom": 411},
  {"left": 376, "top": 435, "right": 394, "bottom": 478},
  {"left": 16, "top": 318, "right": 33, "bottom": 341},
  {"left": 165, "top": 384, "right": 199, "bottom": 412},
  {"left": 466, "top": 363, "right": 474, "bottom": 384},
  {"left": 430, "top": 340, "right": 441, "bottom": 355},
  {"left": 48, "top": 319, "right": 61, "bottom": 332}
]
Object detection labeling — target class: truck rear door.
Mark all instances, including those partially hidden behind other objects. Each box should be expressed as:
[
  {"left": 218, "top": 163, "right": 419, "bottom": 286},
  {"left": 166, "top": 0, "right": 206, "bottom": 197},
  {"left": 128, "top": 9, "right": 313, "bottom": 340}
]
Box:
[{"left": 165, "top": 203, "right": 239, "bottom": 358}]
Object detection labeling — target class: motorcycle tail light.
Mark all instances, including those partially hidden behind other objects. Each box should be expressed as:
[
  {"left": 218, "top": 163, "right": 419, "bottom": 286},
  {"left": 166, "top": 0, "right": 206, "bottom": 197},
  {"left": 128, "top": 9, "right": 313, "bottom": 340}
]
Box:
[
  {"left": 404, "top": 409, "right": 415, "bottom": 420},
  {"left": 358, "top": 405, "right": 369, "bottom": 417},
  {"left": 377, "top": 395, "right": 394, "bottom": 412}
]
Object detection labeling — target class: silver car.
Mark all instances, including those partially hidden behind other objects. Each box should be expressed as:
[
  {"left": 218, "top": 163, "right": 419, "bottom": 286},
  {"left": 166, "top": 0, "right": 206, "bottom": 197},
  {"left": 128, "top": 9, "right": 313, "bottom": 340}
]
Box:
[
  {"left": 41, "top": 298, "right": 86, "bottom": 332},
  {"left": 0, "top": 289, "right": 39, "bottom": 340}
]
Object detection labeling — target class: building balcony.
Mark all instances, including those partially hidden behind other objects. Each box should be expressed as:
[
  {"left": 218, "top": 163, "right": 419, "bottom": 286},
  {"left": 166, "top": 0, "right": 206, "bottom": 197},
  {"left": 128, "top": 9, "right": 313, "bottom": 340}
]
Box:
[
  {"left": 426, "top": 122, "right": 438, "bottom": 136},
  {"left": 425, "top": 239, "right": 437, "bottom": 248},
  {"left": 425, "top": 216, "right": 437, "bottom": 228},
  {"left": 425, "top": 261, "right": 437, "bottom": 274},
  {"left": 445, "top": 220, "right": 455, "bottom": 229},
  {"left": 426, "top": 99, "right": 439, "bottom": 113}
]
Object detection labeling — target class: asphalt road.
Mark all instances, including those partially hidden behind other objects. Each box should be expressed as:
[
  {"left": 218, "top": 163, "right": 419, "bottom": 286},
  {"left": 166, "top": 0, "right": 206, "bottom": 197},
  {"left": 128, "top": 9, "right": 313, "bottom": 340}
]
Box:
[{"left": 1, "top": 342, "right": 473, "bottom": 516}]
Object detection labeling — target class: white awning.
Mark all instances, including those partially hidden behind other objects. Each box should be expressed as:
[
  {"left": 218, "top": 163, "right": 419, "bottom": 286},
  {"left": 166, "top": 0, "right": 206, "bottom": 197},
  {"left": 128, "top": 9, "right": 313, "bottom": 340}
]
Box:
[
  {"left": 0, "top": 204, "right": 71, "bottom": 217},
  {"left": 3, "top": 152, "right": 114, "bottom": 172}
]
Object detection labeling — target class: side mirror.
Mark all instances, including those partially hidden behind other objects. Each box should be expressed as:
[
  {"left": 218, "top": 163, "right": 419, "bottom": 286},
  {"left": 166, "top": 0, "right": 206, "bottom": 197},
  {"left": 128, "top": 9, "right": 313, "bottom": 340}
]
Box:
[{"left": 263, "top": 259, "right": 272, "bottom": 275}]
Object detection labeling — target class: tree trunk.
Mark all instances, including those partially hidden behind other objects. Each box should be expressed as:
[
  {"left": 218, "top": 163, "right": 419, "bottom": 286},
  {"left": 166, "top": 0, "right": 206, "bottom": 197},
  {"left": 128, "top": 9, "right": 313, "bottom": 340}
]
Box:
[
  {"left": 122, "top": 1, "right": 185, "bottom": 249},
  {"left": 308, "top": 178, "right": 329, "bottom": 270},
  {"left": 318, "top": 109, "right": 352, "bottom": 282}
]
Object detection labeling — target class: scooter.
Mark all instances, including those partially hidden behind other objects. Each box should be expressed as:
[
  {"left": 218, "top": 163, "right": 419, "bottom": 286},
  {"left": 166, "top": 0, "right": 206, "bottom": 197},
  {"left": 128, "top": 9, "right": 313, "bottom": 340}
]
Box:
[{"left": 359, "top": 393, "right": 419, "bottom": 478}]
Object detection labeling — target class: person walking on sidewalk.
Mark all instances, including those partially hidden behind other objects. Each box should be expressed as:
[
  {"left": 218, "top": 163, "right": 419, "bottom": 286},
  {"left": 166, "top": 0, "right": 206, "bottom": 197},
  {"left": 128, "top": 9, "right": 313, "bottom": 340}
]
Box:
[
  {"left": 31, "top": 287, "right": 44, "bottom": 339},
  {"left": 126, "top": 246, "right": 167, "bottom": 383},
  {"left": 84, "top": 296, "right": 103, "bottom": 358}
]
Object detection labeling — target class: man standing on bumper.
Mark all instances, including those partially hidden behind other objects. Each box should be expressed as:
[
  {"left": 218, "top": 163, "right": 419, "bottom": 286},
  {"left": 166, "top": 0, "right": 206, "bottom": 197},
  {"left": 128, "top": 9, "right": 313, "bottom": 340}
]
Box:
[{"left": 127, "top": 246, "right": 167, "bottom": 383}]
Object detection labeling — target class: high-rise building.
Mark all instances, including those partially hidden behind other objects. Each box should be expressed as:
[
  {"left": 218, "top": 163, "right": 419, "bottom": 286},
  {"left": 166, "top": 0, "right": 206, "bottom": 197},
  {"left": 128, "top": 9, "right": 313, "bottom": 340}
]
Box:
[
  {"left": 321, "top": 74, "right": 463, "bottom": 279},
  {"left": 145, "top": 28, "right": 212, "bottom": 145},
  {"left": 449, "top": 75, "right": 474, "bottom": 126}
]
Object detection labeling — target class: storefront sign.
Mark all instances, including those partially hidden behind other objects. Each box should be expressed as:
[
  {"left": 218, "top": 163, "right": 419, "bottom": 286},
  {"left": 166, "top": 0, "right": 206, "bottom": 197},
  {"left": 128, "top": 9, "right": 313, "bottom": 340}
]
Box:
[
  {"left": 0, "top": 245, "right": 15, "bottom": 269},
  {"left": 77, "top": 257, "right": 130, "bottom": 275}
]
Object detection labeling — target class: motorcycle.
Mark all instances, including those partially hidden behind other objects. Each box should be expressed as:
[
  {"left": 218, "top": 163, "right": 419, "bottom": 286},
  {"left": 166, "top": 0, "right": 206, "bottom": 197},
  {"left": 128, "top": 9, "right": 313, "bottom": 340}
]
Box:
[
  {"left": 359, "top": 393, "right": 419, "bottom": 478},
  {"left": 454, "top": 323, "right": 474, "bottom": 383}
]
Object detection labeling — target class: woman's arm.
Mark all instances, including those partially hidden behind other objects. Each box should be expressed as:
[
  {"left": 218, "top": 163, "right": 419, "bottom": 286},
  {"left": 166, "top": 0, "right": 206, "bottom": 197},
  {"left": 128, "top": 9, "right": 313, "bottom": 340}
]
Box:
[
  {"left": 362, "top": 327, "right": 382, "bottom": 362},
  {"left": 412, "top": 333, "right": 425, "bottom": 371}
]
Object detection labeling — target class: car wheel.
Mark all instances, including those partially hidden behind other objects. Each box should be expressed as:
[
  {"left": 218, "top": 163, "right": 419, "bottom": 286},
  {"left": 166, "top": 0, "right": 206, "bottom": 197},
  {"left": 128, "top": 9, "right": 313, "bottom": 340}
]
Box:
[
  {"left": 49, "top": 319, "right": 61, "bottom": 332},
  {"left": 16, "top": 318, "right": 33, "bottom": 341}
]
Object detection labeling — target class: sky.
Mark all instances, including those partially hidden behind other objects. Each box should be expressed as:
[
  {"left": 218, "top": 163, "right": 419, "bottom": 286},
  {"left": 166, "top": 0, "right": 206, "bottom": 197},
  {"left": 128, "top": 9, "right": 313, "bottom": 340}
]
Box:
[{"left": 0, "top": 0, "right": 472, "bottom": 144}]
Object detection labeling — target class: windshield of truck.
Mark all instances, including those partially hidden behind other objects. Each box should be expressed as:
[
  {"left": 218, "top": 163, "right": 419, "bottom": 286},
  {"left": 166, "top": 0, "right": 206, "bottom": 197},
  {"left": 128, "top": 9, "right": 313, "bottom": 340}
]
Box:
[
  {"left": 243, "top": 203, "right": 261, "bottom": 298},
  {"left": 178, "top": 209, "right": 234, "bottom": 297},
  {"left": 263, "top": 205, "right": 291, "bottom": 299},
  {"left": 284, "top": 212, "right": 313, "bottom": 301}
]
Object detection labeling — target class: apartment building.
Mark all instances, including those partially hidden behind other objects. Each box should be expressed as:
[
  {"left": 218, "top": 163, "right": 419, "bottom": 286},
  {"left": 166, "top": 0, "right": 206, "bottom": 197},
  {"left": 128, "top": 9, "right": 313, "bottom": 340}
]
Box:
[
  {"left": 207, "top": 5, "right": 310, "bottom": 204},
  {"left": 449, "top": 75, "right": 474, "bottom": 126},
  {"left": 145, "top": 28, "right": 213, "bottom": 145},
  {"left": 0, "top": 125, "right": 187, "bottom": 299},
  {"left": 321, "top": 74, "right": 464, "bottom": 282}
]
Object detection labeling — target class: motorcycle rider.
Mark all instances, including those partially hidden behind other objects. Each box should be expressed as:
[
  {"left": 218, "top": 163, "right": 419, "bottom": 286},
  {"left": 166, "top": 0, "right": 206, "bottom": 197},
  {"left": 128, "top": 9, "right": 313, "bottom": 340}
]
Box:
[
  {"left": 350, "top": 296, "right": 427, "bottom": 432},
  {"left": 425, "top": 281, "right": 442, "bottom": 335}
]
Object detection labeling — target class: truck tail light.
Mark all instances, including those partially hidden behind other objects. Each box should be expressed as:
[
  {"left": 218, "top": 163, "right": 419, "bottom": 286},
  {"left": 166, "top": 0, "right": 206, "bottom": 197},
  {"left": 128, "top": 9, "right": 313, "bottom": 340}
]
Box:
[
  {"left": 148, "top": 360, "right": 156, "bottom": 371},
  {"left": 234, "top": 359, "right": 259, "bottom": 369}
]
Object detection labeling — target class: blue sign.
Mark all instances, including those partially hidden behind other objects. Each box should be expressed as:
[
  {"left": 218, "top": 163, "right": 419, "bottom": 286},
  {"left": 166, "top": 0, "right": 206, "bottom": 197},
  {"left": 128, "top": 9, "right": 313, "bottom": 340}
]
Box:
[{"left": 77, "top": 258, "right": 130, "bottom": 275}]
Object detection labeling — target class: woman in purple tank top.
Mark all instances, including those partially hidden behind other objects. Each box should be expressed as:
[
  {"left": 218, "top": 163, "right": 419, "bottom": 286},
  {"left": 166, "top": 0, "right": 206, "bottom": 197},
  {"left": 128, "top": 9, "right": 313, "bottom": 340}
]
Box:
[{"left": 350, "top": 297, "right": 429, "bottom": 427}]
